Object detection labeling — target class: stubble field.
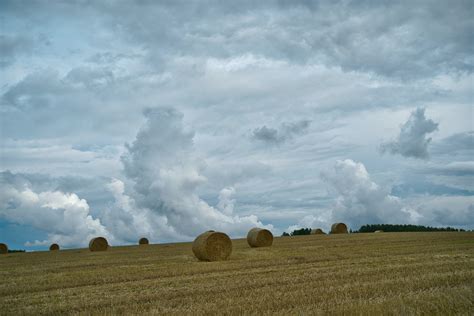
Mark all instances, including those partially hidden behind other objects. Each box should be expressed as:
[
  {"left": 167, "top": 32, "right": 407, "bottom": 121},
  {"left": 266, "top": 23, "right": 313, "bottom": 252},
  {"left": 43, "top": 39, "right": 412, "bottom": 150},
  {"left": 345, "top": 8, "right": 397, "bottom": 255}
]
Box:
[{"left": 1, "top": 232, "right": 473, "bottom": 315}]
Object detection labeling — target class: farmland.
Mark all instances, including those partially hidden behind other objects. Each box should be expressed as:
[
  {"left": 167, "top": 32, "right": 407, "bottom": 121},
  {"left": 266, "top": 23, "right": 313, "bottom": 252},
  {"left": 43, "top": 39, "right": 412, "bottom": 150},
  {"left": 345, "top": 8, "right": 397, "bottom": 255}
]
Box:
[{"left": 1, "top": 232, "right": 473, "bottom": 315}]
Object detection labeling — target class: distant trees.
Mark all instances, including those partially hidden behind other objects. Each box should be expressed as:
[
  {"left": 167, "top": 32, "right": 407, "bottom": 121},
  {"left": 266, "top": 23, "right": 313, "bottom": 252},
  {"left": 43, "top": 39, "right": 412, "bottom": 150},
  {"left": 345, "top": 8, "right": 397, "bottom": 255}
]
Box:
[
  {"left": 281, "top": 228, "right": 311, "bottom": 236},
  {"left": 292, "top": 228, "right": 312, "bottom": 235},
  {"left": 281, "top": 224, "right": 467, "bottom": 236},
  {"left": 357, "top": 224, "right": 466, "bottom": 233}
]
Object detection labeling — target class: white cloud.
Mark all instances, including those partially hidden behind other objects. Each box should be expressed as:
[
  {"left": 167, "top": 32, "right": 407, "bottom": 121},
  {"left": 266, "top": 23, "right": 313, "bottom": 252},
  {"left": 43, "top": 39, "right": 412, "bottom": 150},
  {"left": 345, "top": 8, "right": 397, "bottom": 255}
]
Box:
[
  {"left": 217, "top": 187, "right": 236, "bottom": 215},
  {"left": 101, "top": 178, "right": 176, "bottom": 243},
  {"left": 380, "top": 108, "right": 439, "bottom": 159},
  {"left": 0, "top": 139, "right": 122, "bottom": 177},
  {"left": 321, "top": 159, "right": 419, "bottom": 230},
  {"left": 409, "top": 195, "right": 474, "bottom": 229},
  {"left": 115, "top": 107, "right": 272, "bottom": 241},
  {"left": 0, "top": 179, "right": 108, "bottom": 247},
  {"left": 206, "top": 54, "right": 287, "bottom": 72}
]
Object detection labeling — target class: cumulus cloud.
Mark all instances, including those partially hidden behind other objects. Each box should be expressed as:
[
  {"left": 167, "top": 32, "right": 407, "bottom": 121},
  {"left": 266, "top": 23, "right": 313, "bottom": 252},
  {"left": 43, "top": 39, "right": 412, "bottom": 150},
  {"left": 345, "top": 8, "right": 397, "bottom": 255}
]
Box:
[
  {"left": 217, "top": 187, "right": 236, "bottom": 215},
  {"left": 101, "top": 178, "right": 175, "bottom": 243},
  {"left": 321, "top": 159, "right": 419, "bottom": 230},
  {"left": 252, "top": 120, "right": 311, "bottom": 144},
  {"left": 380, "top": 108, "right": 438, "bottom": 159},
  {"left": 0, "top": 108, "right": 272, "bottom": 248},
  {"left": 0, "top": 172, "right": 108, "bottom": 247},
  {"left": 409, "top": 195, "right": 474, "bottom": 230},
  {"left": 117, "top": 107, "right": 271, "bottom": 240}
]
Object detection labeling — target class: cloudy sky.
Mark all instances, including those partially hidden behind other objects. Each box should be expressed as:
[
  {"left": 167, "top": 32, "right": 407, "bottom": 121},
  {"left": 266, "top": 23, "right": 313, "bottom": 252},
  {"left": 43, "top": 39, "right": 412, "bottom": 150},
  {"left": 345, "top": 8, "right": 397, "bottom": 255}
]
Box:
[{"left": 1, "top": 0, "right": 473, "bottom": 250}]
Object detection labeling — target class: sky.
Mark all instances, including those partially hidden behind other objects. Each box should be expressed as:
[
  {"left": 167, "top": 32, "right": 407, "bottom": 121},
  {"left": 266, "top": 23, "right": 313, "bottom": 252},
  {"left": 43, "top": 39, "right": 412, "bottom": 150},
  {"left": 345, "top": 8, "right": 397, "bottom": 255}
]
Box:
[{"left": 0, "top": 0, "right": 473, "bottom": 250}]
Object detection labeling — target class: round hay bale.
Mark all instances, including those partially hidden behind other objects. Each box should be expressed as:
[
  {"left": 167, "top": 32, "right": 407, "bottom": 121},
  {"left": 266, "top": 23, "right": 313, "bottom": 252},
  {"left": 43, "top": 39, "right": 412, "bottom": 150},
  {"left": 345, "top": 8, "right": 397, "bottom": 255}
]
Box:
[
  {"left": 311, "top": 228, "right": 325, "bottom": 235},
  {"left": 247, "top": 228, "right": 273, "bottom": 247},
  {"left": 331, "top": 222, "right": 348, "bottom": 234},
  {"left": 49, "top": 243, "right": 60, "bottom": 251},
  {"left": 0, "top": 243, "right": 8, "bottom": 254},
  {"left": 139, "top": 237, "right": 149, "bottom": 245},
  {"left": 192, "top": 231, "right": 232, "bottom": 261},
  {"left": 89, "top": 237, "right": 109, "bottom": 252},
  {"left": 374, "top": 230, "right": 383, "bottom": 233}
]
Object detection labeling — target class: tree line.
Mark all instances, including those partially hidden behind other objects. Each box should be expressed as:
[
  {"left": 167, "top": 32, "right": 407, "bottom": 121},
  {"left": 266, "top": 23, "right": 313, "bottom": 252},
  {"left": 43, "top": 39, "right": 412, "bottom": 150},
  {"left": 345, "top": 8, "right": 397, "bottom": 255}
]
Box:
[
  {"left": 357, "top": 224, "right": 466, "bottom": 233},
  {"left": 282, "top": 228, "right": 312, "bottom": 236},
  {"left": 282, "top": 224, "right": 467, "bottom": 236}
]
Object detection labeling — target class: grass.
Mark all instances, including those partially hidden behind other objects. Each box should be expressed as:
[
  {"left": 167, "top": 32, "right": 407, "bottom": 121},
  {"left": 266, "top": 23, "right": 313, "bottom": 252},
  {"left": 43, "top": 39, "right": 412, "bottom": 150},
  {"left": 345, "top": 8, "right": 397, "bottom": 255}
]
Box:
[{"left": 1, "top": 232, "right": 473, "bottom": 315}]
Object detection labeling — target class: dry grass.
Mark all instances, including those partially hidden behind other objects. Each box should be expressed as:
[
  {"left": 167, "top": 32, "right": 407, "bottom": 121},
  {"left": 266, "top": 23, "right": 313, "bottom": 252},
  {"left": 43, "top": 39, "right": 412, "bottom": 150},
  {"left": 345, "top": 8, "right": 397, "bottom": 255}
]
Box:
[{"left": 0, "top": 232, "right": 473, "bottom": 315}]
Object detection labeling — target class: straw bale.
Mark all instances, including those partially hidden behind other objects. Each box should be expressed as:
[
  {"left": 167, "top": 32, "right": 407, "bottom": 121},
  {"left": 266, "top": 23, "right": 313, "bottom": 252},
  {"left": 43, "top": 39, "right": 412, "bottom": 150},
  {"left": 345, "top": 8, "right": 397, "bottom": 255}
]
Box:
[
  {"left": 192, "top": 231, "right": 232, "bottom": 261},
  {"left": 331, "top": 223, "right": 348, "bottom": 234},
  {"left": 49, "top": 244, "right": 60, "bottom": 251},
  {"left": 0, "top": 243, "right": 8, "bottom": 254},
  {"left": 89, "top": 237, "right": 109, "bottom": 251},
  {"left": 247, "top": 228, "right": 273, "bottom": 247}
]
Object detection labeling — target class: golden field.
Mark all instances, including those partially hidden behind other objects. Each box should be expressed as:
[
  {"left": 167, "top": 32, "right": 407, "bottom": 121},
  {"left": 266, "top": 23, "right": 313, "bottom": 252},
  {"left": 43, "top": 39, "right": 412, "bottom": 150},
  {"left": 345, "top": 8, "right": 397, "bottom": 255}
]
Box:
[{"left": 0, "top": 232, "right": 473, "bottom": 315}]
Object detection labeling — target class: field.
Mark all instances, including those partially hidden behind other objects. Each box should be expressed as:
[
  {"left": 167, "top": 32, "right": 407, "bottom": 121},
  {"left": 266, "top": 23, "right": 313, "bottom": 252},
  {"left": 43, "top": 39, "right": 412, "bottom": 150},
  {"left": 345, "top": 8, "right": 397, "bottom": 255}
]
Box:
[{"left": 1, "top": 232, "right": 473, "bottom": 315}]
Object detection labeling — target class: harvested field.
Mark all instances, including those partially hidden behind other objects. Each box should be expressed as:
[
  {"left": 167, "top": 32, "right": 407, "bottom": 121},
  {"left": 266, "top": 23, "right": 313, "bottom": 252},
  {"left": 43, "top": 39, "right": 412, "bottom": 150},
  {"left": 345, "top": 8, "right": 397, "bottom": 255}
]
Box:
[{"left": 0, "top": 232, "right": 473, "bottom": 315}]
